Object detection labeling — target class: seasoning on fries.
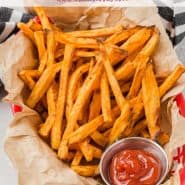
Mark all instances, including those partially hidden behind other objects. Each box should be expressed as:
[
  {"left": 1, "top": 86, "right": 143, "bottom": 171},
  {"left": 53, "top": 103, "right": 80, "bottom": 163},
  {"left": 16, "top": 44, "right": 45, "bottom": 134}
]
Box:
[{"left": 18, "top": 7, "right": 185, "bottom": 177}]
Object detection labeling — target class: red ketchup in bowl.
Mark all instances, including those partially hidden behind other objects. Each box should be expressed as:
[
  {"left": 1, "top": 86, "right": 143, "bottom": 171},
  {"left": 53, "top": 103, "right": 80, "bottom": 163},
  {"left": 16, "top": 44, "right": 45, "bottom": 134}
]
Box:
[{"left": 109, "top": 149, "right": 161, "bottom": 185}]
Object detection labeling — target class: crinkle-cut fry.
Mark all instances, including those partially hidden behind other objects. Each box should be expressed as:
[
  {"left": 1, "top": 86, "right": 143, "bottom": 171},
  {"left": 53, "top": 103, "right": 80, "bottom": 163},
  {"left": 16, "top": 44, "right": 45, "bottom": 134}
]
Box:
[
  {"left": 115, "top": 62, "right": 136, "bottom": 81},
  {"left": 38, "top": 52, "right": 47, "bottom": 73},
  {"left": 54, "top": 31, "right": 99, "bottom": 49},
  {"left": 100, "top": 73, "right": 112, "bottom": 122},
  {"left": 34, "top": 31, "right": 45, "bottom": 60},
  {"left": 47, "top": 31, "right": 55, "bottom": 66},
  {"left": 71, "top": 165, "right": 98, "bottom": 177},
  {"left": 157, "top": 132, "right": 170, "bottom": 146},
  {"left": 142, "top": 63, "right": 160, "bottom": 139},
  {"left": 100, "top": 44, "right": 126, "bottom": 109},
  {"left": 127, "top": 29, "right": 160, "bottom": 99},
  {"left": 120, "top": 27, "right": 152, "bottom": 55},
  {"left": 109, "top": 101, "right": 130, "bottom": 144},
  {"left": 66, "top": 63, "right": 90, "bottom": 120},
  {"left": 39, "top": 81, "right": 58, "bottom": 137},
  {"left": 17, "top": 22, "right": 35, "bottom": 43},
  {"left": 58, "top": 58, "right": 103, "bottom": 159},
  {"left": 27, "top": 19, "right": 42, "bottom": 31},
  {"left": 71, "top": 151, "right": 83, "bottom": 166},
  {"left": 75, "top": 50, "right": 97, "bottom": 58},
  {"left": 79, "top": 139, "right": 94, "bottom": 162},
  {"left": 68, "top": 25, "right": 123, "bottom": 38},
  {"left": 89, "top": 90, "right": 101, "bottom": 121},
  {"left": 105, "top": 26, "right": 140, "bottom": 45},
  {"left": 68, "top": 106, "right": 119, "bottom": 145},
  {"left": 34, "top": 7, "right": 52, "bottom": 30},
  {"left": 26, "top": 62, "right": 62, "bottom": 108},
  {"left": 90, "top": 131, "right": 108, "bottom": 147},
  {"left": 51, "top": 44, "right": 75, "bottom": 150},
  {"left": 159, "top": 64, "right": 185, "bottom": 97}
]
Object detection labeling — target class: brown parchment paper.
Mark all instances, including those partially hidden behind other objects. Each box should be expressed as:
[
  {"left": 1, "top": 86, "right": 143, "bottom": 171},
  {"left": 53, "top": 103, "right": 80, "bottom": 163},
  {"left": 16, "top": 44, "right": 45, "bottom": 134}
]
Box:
[{"left": 1, "top": 5, "right": 185, "bottom": 185}]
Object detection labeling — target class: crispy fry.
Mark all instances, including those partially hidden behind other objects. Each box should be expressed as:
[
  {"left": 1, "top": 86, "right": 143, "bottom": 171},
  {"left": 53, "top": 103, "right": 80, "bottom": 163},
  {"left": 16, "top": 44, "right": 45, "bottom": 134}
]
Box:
[
  {"left": 90, "top": 131, "right": 108, "bottom": 147},
  {"left": 55, "top": 48, "right": 64, "bottom": 59},
  {"left": 28, "top": 19, "right": 42, "bottom": 31},
  {"left": 115, "top": 62, "right": 136, "bottom": 81},
  {"left": 140, "top": 129, "right": 150, "bottom": 138},
  {"left": 66, "top": 63, "right": 89, "bottom": 120},
  {"left": 58, "top": 58, "right": 103, "bottom": 159},
  {"left": 127, "top": 28, "right": 160, "bottom": 99},
  {"left": 39, "top": 81, "right": 58, "bottom": 137},
  {"left": 100, "top": 44, "right": 125, "bottom": 109},
  {"left": 90, "top": 145, "right": 102, "bottom": 159},
  {"left": 75, "top": 50, "right": 97, "bottom": 58},
  {"left": 47, "top": 31, "right": 55, "bottom": 66},
  {"left": 79, "top": 139, "right": 93, "bottom": 161},
  {"left": 71, "top": 165, "right": 98, "bottom": 177},
  {"left": 120, "top": 81, "right": 131, "bottom": 94},
  {"left": 105, "top": 26, "right": 140, "bottom": 45},
  {"left": 17, "top": 22, "right": 35, "bottom": 43},
  {"left": 159, "top": 64, "right": 185, "bottom": 97},
  {"left": 100, "top": 73, "right": 112, "bottom": 122},
  {"left": 89, "top": 90, "right": 101, "bottom": 121},
  {"left": 34, "top": 31, "right": 45, "bottom": 60},
  {"left": 71, "top": 151, "right": 83, "bottom": 166},
  {"left": 120, "top": 27, "right": 152, "bottom": 55},
  {"left": 157, "top": 132, "right": 170, "bottom": 146},
  {"left": 142, "top": 63, "right": 160, "bottom": 139},
  {"left": 68, "top": 25, "right": 123, "bottom": 38},
  {"left": 109, "top": 102, "right": 130, "bottom": 144},
  {"left": 34, "top": 7, "right": 52, "bottom": 30},
  {"left": 55, "top": 31, "right": 99, "bottom": 49},
  {"left": 26, "top": 62, "right": 62, "bottom": 108},
  {"left": 38, "top": 52, "right": 47, "bottom": 73},
  {"left": 51, "top": 44, "right": 74, "bottom": 149}
]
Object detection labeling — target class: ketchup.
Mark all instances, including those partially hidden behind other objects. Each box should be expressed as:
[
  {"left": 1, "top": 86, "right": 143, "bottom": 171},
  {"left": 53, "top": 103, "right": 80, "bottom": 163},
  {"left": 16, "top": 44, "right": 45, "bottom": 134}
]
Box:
[{"left": 109, "top": 150, "right": 161, "bottom": 185}]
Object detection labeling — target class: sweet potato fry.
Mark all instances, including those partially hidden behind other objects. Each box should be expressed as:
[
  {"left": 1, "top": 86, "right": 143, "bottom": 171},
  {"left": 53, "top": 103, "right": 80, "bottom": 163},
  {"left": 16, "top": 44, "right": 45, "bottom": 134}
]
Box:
[
  {"left": 66, "top": 63, "right": 90, "bottom": 120},
  {"left": 109, "top": 102, "right": 130, "bottom": 144},
  {"left": 157, "top": 132, "right": 170, "bottom": 146},
  {"left": 58, "top": 58, "right": 103, "bottom": 159},
  {"left": 71, "top": 150, "right": 83, "bottom": 166},
  {"left": 68, "top": 25, "right": 123, "bottom": 38},
  {"left": 127, "top": 28, "right": 160, "bottom": 99},
  {"left": 159, "top": 64, "right": 185, "bottom": 97},
  {"left": 100, "top": 44, "right": 125, "bottom": 109},
  {"left": 55, "top": 31, "right": 99, "bottom": 49},
  {"left": 27, "top": 19, "right": 42, "bottom": 31},
  {"left": 105, "top": 26, "right": 140, "bottom": 45},
  {"left": 120, "top": 27, "right": 152, "bottom": 55},
  {"left": 90, "top": 131, "right": 108, "bottom": 147},
  {"left": 71, "top": 165, "right": 98, "bottom": 177},
  {"left": 142, "top": 63, "right": 160, "bottom": 139},
  {"left": 115, "top": 62, "right": 136, "bottom": 81},
  {"left": 17, "top": 22, "right": 35, "bottom": 43},
  {"left": 39, "top": 81, "right": 58, "bottom": 137},
  {"left": 51, "top": 44, "right": 74, "bottom": 149},
  {"left": 88, "top": 90, "right": 101, "bottom": 121},
  {"left": 34, "top": 31, "right": 45, "bottom": 60},
  {"left": 100, "top": 73, "right": 112, "bottom": 122},
  {"left": 26, "top": 62, "right": 62, "bottom": 108},
  {"left": 34, "top": 7, "right": 52, "bottom": 30},
  {"left": 79, "top": 139, "right": 93, "bottom": 161},
  {"left": 47, "top": 31, "right": 55, "bottom": 66}
]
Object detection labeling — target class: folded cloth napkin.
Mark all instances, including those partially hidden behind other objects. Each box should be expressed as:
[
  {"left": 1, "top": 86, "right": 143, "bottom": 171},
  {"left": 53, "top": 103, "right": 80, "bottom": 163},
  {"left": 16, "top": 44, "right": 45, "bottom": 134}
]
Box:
[{"left": 0, "top": 4, "right": 185, "bottom": 94}]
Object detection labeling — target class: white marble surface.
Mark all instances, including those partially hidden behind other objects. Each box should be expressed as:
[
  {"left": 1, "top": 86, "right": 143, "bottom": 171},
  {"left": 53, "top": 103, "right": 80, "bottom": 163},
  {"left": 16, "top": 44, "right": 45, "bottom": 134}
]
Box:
[{"left": 0, "top": 102, "right": 17, "bottom": 185}]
